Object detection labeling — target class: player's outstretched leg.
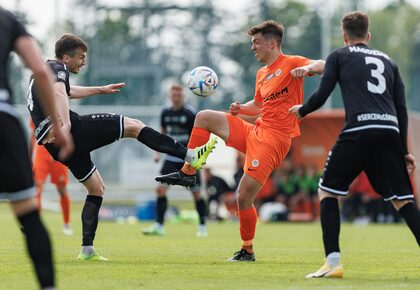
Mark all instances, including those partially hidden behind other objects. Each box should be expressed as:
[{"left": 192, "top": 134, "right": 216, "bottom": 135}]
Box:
[
  {"left": 155, "top": 110, "right": 228, "bottom": 187},
  {"left": 393, "top": 200, "right": 420, "bottom": 247},
  {"left": 12, "top": 198, "right": 55, "bottom": 289},
  {"left": 124, "top": 117, "right": 217, "bottom": 187},
  {"left": 306, "top": 189, "right": 343, "bottom": 278},
  {"left": 77, "top": 171, "right": 108, "bottom": 261},
  {"left": 228, "top": 174, "right": 261, "bottom": 262}
]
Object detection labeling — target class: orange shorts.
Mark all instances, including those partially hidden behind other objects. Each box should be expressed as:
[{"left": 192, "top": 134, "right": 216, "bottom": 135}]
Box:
[
  {"left": 33, "top": 145, "right": 68, "bottom": 186},
  {"left": 225, "top": 113, "right": 291, "bottom": 185}
]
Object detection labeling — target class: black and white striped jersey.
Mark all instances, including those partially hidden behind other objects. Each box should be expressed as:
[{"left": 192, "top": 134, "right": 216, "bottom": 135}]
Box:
[{"left": 299, "top": 43, "right": 408, "bottom": 154}]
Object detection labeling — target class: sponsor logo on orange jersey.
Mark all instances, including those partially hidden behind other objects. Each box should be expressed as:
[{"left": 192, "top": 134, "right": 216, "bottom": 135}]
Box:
[{"left": 262, "top": 86, "right": 288, "bottom": 102}]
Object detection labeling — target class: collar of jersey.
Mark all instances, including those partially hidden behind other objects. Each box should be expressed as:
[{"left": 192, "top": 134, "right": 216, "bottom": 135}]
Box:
[{"left": 267, "top": 54, "right": 285, "bottom": 70}]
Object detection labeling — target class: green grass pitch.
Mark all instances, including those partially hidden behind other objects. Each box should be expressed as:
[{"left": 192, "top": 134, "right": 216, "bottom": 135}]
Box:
[{"left": 0, "top": 203, "right": 419, "bottom": 289}]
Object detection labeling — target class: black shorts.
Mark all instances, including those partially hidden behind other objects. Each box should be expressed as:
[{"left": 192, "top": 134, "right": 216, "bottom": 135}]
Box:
[
  {"left": 45, "top": 113, "right": 124, "bottom": 182},
  {"left": 0, "top": 113, "right": 35, "bottom": 201},
  {"left": 320, "top": 129, "right": 413, "bottom": 201},
  {"left": 160, "top": 159, "right": 201, "bottom": 192}
]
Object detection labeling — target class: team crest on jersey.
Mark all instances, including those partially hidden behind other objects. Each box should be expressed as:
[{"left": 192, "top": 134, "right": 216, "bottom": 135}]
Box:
[
  {"left": 276, "top": 69, "right": 281, "bottom": 76},
  {"left": 180, "top": 115, "right": 187, "bottom": 124},
  {"left": 57, "top": 71, "right": 67, "bottom": 81},
  {"left": 251, "top": 159, "right": 259, "bottom": 167}
]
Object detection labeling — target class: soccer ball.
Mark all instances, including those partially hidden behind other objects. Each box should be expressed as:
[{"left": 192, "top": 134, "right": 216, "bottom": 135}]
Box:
[{"left": 187, "top": 66, "right": 219, "bottom": 97}]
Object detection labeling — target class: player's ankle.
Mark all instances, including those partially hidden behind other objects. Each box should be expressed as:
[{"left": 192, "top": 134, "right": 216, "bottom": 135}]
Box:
[
  {"left": 326, "top": 252, "right": 341, "bottom": 267},
  {"left": 181, "top": 163, "right": 196, "bottom": 175},
  {"left": 241, "top": 244, "right": 254, "bottom": 254}
]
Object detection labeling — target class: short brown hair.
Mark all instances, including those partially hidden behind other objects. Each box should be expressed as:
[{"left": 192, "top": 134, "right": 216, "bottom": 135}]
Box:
[
  {"left": 342, "top": 12, "right": 369, "bottom": 40},
  {"left": 169, "top": 83, "right": 183, "bottom": 92},
  {"left": 55, "top": 34, "right": 88, "bottom": 59},
  {"left": 248, "top": 20, "right": 284, "bottom": 47}
]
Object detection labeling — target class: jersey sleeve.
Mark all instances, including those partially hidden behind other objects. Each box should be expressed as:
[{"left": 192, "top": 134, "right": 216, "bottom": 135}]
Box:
[
  {"left": 53, "top": 67, "right": 69, "bottom": 85},
  {"left": 292, "top": 55, "right": 312, "bottom": 68},
  {"left": 10, "top": 12, "right": 30, "bottom": 44},
  {"left": 392, "top": 65, "right": 409, "bottom": 155},
  {"left": 299, "top": 50, "right": 339, "bottom": 117}
]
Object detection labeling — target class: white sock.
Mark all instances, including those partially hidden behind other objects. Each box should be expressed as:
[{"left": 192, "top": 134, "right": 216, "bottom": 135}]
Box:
[
  {"left": 185, "top": 149, "right": 194, "bottom": 164},
  {"left": 155, "top": 223, "right": 163, "bottom": 230},
  {"left": 82, "top": 246, "right": 95, "bottom": 255},
  {"left": 198, "top": 224, "right": 207, "bottom": 232},
  {"left": 326, "top": 252, "right": 341, "bottom": 267}
]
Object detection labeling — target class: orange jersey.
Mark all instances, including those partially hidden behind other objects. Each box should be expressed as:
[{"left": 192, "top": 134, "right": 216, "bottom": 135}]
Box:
[{"left": 254, "top": 54, "right": 312, "bottom": 138}]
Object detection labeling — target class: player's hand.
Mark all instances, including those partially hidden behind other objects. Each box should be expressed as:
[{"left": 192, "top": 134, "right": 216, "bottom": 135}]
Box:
[
  {"left": 289, "top": 105, "right": 303, "bottom": 119},
  {"left": 405, "top": 154, "right": 416, "bottom": 175},
  {"left": 153, "top": 152, "right": 160, "bottom": 163},
  {"left": 52, "top": 126, "right": 74, "bottom": 161},
  {"left": 229, "top": 101, "right": 242, "bottom": 116},
  {"left": 102, "top": 83, "right": 126, "bottom": 94},
  {"left": 290, "top": 66, "right": 309, "bottom": 78}
]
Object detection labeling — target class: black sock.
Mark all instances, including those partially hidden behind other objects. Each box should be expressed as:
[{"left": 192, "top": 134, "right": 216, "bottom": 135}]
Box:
[
  {"left": 81, "top": 195, "right": 103, "bottom": 246},
  {"left": 18, "top": 209, "right": 54, "bottom": 289},
  {"left": 156, "top": 196, "right": 168, "bottom": 225},
  {"left": 398, "top": 202, "right": 420, "bottom": 247},
  {"left": 195, "top": 198, "right": 207, "bottom": 225},
  {"left": 320, "top": 197, "right": 341, "bottom": 256},
  {"left": 137, "top": 127, "right": 187, "bottom": 160}
]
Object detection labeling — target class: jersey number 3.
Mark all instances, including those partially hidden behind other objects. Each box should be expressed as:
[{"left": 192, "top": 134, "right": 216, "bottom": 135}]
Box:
[{"left": 365, "top": 56, "right": 386, "bottom": 94}]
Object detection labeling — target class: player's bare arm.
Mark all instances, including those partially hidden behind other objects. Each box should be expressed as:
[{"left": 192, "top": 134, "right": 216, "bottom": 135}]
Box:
[
  {"left": 290, "top": 59, "right": 326, "bottom": 78},
  {"left": 69, "top": 83, "right": 125, "bottom": 99},
  {"left": 229, "top": 100, "right": 262, "bottom": 116},
  {"left": 405, "top": 154, "right": 416, "bottom": 175},
  {"left": 15, "top": 36, "right": 74, "bottom": 159}
]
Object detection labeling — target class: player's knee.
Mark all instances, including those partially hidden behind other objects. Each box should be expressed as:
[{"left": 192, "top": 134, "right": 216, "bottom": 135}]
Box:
[
  {"left": 56, "top": 186, "right": 67, "bottom": 196},
  {"left": 391, "top": 199, "right": 413, "bottom": 211},
  {"left": 192, "top": 191, "right": 202, "bottom": 200},
  {"left": 123, "top": 117, "right": 145, "bottom": 138},
  {"left": 237, "top": 192, "right": 253, "bottom": 208},
  {"left": 156, "top": 186, "right": 167, "bottom": 197},
  {"left": 195, "top": 110, "right": 213, "bottom": 126},
  {"left": 317, "top": 188, "right": 337, "bottom": 201},
  {"left": 89, "top": 183, "right": 105, "bottom": 196}
]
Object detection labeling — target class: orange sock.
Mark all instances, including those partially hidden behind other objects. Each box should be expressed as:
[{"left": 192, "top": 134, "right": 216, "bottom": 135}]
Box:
[
  {"left": 60, "top": 193, "right": 71, "bottom": 225},
  {"left": 239, "top": 207, "right": 257, "bottom": 253},
  {"left": 181, "top": 127, "right": 210, "bottom": 175}
]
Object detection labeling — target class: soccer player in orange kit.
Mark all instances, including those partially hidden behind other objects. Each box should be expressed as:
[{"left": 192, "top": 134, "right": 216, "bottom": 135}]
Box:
[
  {"left": 156, "top": 20, "right": 325, "bottom": 261},
  {"left": 30, "top": 120, "right": 73, "bottom": 235}
]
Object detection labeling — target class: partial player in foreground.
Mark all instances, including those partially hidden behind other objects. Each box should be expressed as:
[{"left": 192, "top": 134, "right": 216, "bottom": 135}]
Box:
[
  {"left": 0, "top": 7, "right": 73, "bottom": 290},
  {"left": 156, "top": 20, "right": 325, "bottom": 261},
  {"left": 27, "top": 34, "right": 216, "bottom": 261},
  {"left": 143, "top": 84, "right": 208, "bottom": 237},
  {"left": 30, "top": 120, "right": 73, "bottom": 235},
  {"left": 290, "top": 11, "right": 419, "bottom": 278}
]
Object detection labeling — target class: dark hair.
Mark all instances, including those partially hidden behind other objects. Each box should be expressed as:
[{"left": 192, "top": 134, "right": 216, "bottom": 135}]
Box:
[
  {"left": 55, "top": 34, "right": 88, "bottom": 59},
  {"left": 248, "top": 20, "right": 284, "bottom": 47},
  {"left": 342, "top": 12, "right": 369, "bottom": 39}
]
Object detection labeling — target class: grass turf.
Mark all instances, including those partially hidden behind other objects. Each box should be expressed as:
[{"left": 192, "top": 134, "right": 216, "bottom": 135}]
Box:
[{"left": 0, "top": 203, "right": 419, "bottom": 290}]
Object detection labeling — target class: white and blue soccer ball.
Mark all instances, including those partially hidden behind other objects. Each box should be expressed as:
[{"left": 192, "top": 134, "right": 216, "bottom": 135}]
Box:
[{"left": 187, "top": 66, "right": 219, "bottom": 97}]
